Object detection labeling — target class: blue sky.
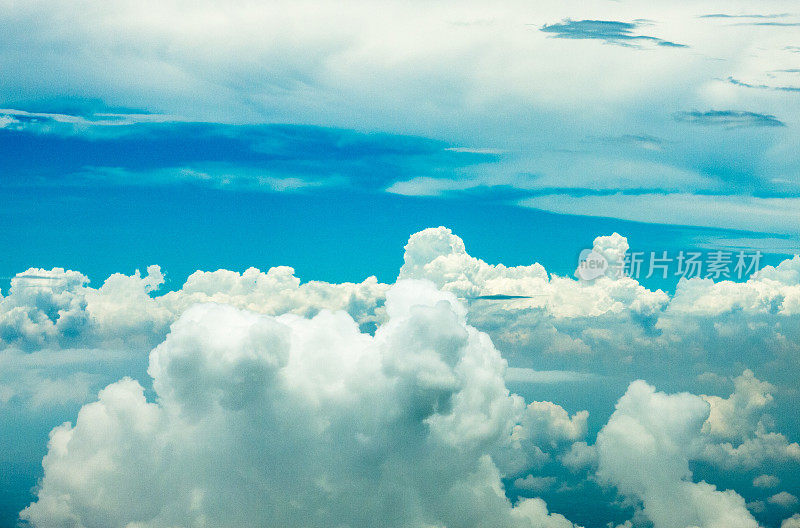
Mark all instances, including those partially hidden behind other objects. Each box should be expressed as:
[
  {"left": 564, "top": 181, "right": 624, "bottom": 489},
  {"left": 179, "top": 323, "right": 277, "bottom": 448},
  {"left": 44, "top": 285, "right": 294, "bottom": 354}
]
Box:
[{"left": 0, "top": 114, "right": 795, "bottom": 293}]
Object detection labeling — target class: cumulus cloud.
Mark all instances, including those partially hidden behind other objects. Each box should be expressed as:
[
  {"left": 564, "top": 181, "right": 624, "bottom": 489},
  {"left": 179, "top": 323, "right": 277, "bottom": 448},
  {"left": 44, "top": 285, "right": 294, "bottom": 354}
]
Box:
[
  {"left": 0, "top": 264, "right": 387, "bottom": 355},
  {"left": 595, "top": 380, "right": 758, "bottom": 528},
  {"left": 0, "top": 263, "right": 388, "bottom": 417},
  {"left": 398, "top": 226, "right": 549, "bottom": 299},
  {"left": 698, "top": 371, "right": 800, "bottom": 470},
  {"left": 5, "top": 226, "right": 800, "bottom": 413},
  {"left": 783, "top": 513, "right": 800, "bottom": 528},
  {"left": 753, "top": 474, "right": 780, "bottom": 488},
  {"left": 400, "top": 227, "right": 667, "bottom": 318},
  {"left": 770, "top": 492, "right": 799, "bottom": 508},
  {"left": 702, "top": 370, "right": 774, "bottom": 441},
  {"left": 9, "top": 225, "right": 800, "bottom": 407},
  {"left": 21, "top": 281, "right": 582, "bottom": 528},
  {"left": 5, "top": 226, "right": 800, "bottom": 526}
]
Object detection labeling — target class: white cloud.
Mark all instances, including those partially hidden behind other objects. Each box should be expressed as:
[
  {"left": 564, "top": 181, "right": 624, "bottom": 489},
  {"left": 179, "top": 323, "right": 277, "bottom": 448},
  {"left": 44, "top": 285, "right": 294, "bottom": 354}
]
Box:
[
  {"left": 4, "top": 226, "right": 800, "bottom": 415},
  {"left": 698, "top": 371, "right": 800, "bottom": 470},
  {"left": 385, "top": 176, "right": 480, "bottom": 197},
  {"left": 595, "top": 380, "right": 758, "bottom": 528},
  {"left": 2, "top": 0, "right": 797, "bottom": 142},
  {"left": 702, "top": 369, "right": 774, "bottom": 442},
  {"left": 519, "top": 193, "right": 800, "bottom": 235},
  {"left": 7, "top": 227, "right": 800, "bottom": 526},
  {"left": 752, "top": 474, "right": 780, "bottom": 489},
  {"left": 21, "top": 281, "right": 584, "bottom": 528},
  {"left": 1, "top": 0, "right": 799, "bottom": 243},
  {"left": 77, "top": 165, "right": 346, "bottom": 192},
  {"left": 0, "top": 108, "right": 178, "bottom": 129},
  {"left": 5, "top": 226, "right": 800, "bottom": 416},
  {"left": 1, "top": 0, "right": 799, "bottom": 241},
  {"left": 769, "top": 491, "right": 799, "bottom": 508},
  {"left": 560, "top": 441, "right": 597, "bottom": 473},
  {"left": 0, "top": 264, "right": 388, "bottom": 354},
  {"left": 783, "top": 514, "right": 800, "bottom": 528}
]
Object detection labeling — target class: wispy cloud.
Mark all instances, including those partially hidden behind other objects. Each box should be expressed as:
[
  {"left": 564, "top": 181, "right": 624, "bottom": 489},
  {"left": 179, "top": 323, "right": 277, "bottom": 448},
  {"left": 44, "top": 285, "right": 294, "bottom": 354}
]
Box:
[
  {"left": 596, "top": 134, "right": 667, "bottom": 151},
  {"left": 539, "top": 19, "right": 687, "bottom": 48},
  {"left": 673, "top": 110, "right": 786, "bottom": 128},
  {"left": 732, "top": 21, "right": 800, "bottom": 26},
  {"left": 0, "top": 108, "right": 177, "bottom": 131},
  {"left": 444, "top": 147, "right": 506, "bottom": 155},
  {"left": 0, "top": 110, "right": 500, "bottom": 194},
  {"left": 76, "top": 166, "right": 344, "bottom": 193},
  {"left": 519, "top": 193, "right": 800, "bottom": 235},
  {"left": 727, "top": 77, "right": 800, "bottom": 93},
  {"left": 699, "top": 13, "right": 791, "bottom": 19},
  {"left": 385, "top": 176, "right": 479, "bottom": 197},
  {"left": 692, "top": 234, "right": 800, "bottom": 255},
  {"left": 505, "top": 368, "right": 597, "bottom": 384}
]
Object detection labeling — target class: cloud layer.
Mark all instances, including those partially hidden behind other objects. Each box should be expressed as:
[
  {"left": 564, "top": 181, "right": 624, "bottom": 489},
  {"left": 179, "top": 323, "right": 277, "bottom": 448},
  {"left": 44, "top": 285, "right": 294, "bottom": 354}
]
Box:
[
  {"left": 4, "top": 227, "right": 800, "bottom": 527},
  {"left": 21, "top": 284, "right": 582, "bottom": 528}
]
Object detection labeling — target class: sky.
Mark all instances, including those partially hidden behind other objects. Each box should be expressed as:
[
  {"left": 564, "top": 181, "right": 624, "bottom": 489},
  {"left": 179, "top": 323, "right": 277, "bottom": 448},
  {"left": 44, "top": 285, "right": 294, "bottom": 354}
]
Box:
[{"left": 1, "top": 1, "right": 800, "bottom": 528}]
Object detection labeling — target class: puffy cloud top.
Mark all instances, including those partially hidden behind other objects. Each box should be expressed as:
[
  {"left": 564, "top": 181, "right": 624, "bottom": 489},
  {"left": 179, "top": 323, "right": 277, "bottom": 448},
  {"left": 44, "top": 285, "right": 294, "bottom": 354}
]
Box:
[{"left": 22, "top": 281, "right": 584, "bottom": 528}]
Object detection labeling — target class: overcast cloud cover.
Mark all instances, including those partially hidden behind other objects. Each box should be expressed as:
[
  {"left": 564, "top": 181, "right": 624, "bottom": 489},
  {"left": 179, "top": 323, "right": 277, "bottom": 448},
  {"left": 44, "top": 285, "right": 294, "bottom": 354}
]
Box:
[{"left": 1, "top": 0, "right": 800, "bottom": 527}]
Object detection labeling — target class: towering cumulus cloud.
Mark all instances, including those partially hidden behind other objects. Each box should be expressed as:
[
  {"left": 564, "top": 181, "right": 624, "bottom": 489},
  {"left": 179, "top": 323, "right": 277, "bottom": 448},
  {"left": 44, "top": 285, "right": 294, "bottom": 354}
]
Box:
[{"left": 21, "top": 281, "right": 579, "bottom": 528}]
